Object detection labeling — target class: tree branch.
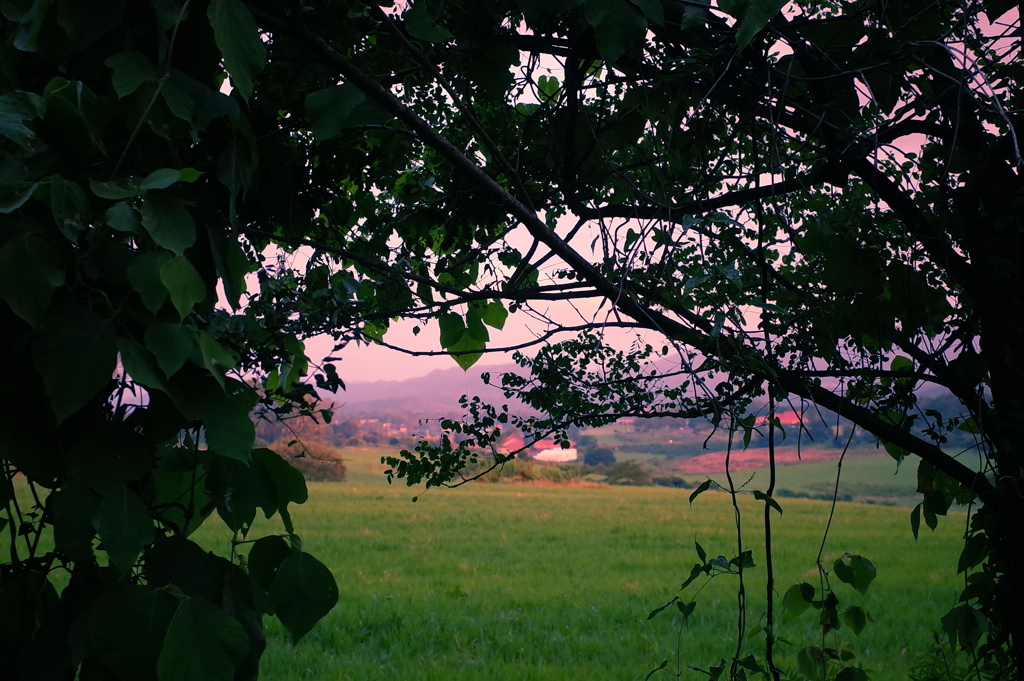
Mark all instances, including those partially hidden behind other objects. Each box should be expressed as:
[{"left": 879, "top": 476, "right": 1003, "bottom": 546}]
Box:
[{"left": 776, "top": 369, "right": 993, "bottom": 497}]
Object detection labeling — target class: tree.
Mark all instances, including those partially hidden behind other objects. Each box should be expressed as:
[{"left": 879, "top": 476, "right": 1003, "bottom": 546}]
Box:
[
  {"left": 584, "top": 446, "right": 616, "bottom": 467},
  {"left": 0, "top": 3, "right": 343, "bottom": 679},
  {"left": 2, "top": 0, "right": 1022, "bottom": 679},
  {"left": 232, "top": 0, "right": 1014, "bottom": 676}
]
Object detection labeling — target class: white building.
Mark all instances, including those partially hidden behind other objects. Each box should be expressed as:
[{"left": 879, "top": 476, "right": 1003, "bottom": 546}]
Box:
[{"left": 533, "top": 447, "right": 578, "bottom": 462}]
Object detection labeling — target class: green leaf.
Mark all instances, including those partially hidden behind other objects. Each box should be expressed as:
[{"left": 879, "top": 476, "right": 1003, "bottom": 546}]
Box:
[
  {"left": 647, "top": 596, "right": 679, "bottom": 620},
  {"left": 447, "top": 332, "right": 485, "bottom": 370},
  {"left": 212, "top": 235, "right": 251, "bottom": 310},
  {"left": 105, "top": 50, "right": 156, "bottom": 97},
  {"left": 304, "top": 84, "right": 366, "bottom": 142},
  {"left": 626, "top": 0, "right": 664, "bottom": 25},
  {"left": 217, "top": 118, "right": 257, "bottom": 224},
  {"left": 145, "top": 323, "right": 194, "bottom": 377},
  {"left": 958, "top": 533, "right": 988, "bottom": 573},
  {"left": 207, "top": 0, "right": 266, "bottom": 100},
  {"left": 890, "top": 354, "right": 913, "bottom": 372},
  {"left": 248, "top": 535, "right": 294, "bottom": 594},
  {"left": 89, "top": 585, "right": 178, "bottom": 681},
  {"left": 537, "top": 75, "right": 560, "bottom": 103},
  {"left": 270, "top": 552, "right": 339, "bottom": 643},
  {"left": 92, "top": 486, "right": 155, "bottom": 574},
  {"left": 157, "top": 598, "right": 250, "bottom": 681},
  {"left": 204, "top": 456, "right": 266, "bottom": 534},
  {"left": 465, "top": 304, "right": 490, "bottom": 343},
  {"left": 0, "top": 90, "right": 46, "bottom": 150},
  {"left": 50, "top": 174, "right": 89, "bottom": 241},
  {"left": 140, "top": 168, "right": 188, "bottom": 191},
  {"left": 481, "top": 301, "right": 508, "bottom": 329},
  {"left": 253, "top": 448, "right": 308, "bottom": 533},
  {"left": 160, "top": 79, "right": 196, "bottom": 123},
  {"left": 404, "top": 4, "right": 454, "bottom": 43},
  {"left": 51, "top": 478, "right": 101, "bottom": 561},
  {"left": 688, "top": 478, "right": 712, "bottom": 505},
  {"left": 796, "top": 645, "right": 828, "bottom": 681},
  {"left": 195, "top": 330, "right": 238, "bottom": 388},
  {"left": 753, "top": 490, "right": 783, "bottom": 516},
  {"left": 883, "top": 440, "right": 907, "bottom": 464},
  {"left": 153, "top": 468, "right": 214, "bottom": 538},
  {"left": 91, "top": 177, "right": 140, "bottom": 199},
  {"left": 719, "top": 0, "right": 788, "bottom": 50},
  {"left": 0, "top": 232, "right": 65, "bottom": 326},
  {"left": 144, "top": 536, "right": 229, "bottom": 603},
  {"left": 735, "top": 655, "right": 767, "bottom": 676},
  {"left": 941, "top": 604, "right": 988, "bottom": 652},
  {"left": 128, "top": 250, "right": 172, "bottom": 313},
  {"left": 160, "top": 255, "right": 207, "bottom": 320},
  {"left": 679, "top": 563, "right": 705, "bottom": 591},
  {"left": 584, "top": 0, "right": 647, "bottom": 63},
  {"left": 841, "top": 606, "right": 870, "bottom": 635},
  {"left": 141, "top": 189, "right": 196, "bottom": 255},
  {"left": 923, "top": 499, "right": 939, "bottom": 531},
  {"left": 438, "top": 312, "right": 466, "bottom": 348},
  {"left": 782, "top": 582, "right": 814, "bottom": 621},
  {"left": 175, "top": 377, "right": 256, "bottom": 462},
  {"left": 835, "top": 668, "right": 870, "bottom": 681},
  {"left": 833, "top": 553, "right": 877, "bottom": 595},
  {"left": 645, "top": 660, "right": 669, "bottom": 680},
  {"left": 105, "top": 200, "right": 140, "bottom": 232},
  {"left": 32, "top": 304, "right": 118, "bottom": 422},
  {"left": 910, "top": 503, "right": 922, "bottom": 540},
  {"left": 0, "top": 181, "right": 38, "bottom": 213},
  {"left": 254, "top": 447, "right": 308, "bottom": 508},
  {"left": 729, "top": 549, "right": 755, "bottom": 569}
]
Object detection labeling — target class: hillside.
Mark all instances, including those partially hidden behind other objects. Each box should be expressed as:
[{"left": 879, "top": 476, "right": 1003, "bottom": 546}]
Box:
[{"left": 326, "top": 363, "right": 527, "bottom": 416}]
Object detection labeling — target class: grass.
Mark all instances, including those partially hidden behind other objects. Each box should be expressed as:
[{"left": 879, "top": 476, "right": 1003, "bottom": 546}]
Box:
[
  {"left": 702, "top": 447, "right": 923, "bottom": 504},
  {"left": 201, "top": 446, "right": 968, "bottom": 681},
  {"left": 4, "top": 444, "right": 966, "bottom": 680}
]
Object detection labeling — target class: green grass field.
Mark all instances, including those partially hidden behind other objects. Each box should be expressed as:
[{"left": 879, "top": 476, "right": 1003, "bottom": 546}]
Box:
[
  {"left": 201, "top": 446, "right": 968, "bottom": 681},
  {"left": 702, "top": 448, "right": 924, "bottom": 504}
]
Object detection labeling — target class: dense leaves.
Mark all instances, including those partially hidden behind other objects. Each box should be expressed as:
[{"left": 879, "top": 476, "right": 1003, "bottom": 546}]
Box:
[{"left": 0, "top": 2, "right": 338, "bottom": 679}]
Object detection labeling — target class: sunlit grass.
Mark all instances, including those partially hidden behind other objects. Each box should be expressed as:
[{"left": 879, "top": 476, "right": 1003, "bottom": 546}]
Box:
[{"left": 210, "top": 446, "right": 966, "bottom": 681}]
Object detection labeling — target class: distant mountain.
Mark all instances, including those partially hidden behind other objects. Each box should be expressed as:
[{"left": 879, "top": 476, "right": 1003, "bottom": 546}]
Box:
[{"left": 323, "top": 363, "right": 530, "bottom": 416}]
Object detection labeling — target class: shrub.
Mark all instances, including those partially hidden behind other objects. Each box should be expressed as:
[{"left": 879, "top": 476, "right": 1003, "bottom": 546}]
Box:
[
  {"left": 584, "top": 447, "right": 616, "bottom": 467},
  {"left": 470, "top": 458, "right": 586, "bottom": 484},
  {"left": 652, "top": 475, "right": 691, "bottom": 489},
  {"left": 605, "top": 460, "right": 652, "bottom": 486},
  {"left": 271, "top": 438, "right": 348, "bottom": 482}
]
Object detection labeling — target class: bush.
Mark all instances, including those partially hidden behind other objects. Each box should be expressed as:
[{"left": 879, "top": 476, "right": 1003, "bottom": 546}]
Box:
[
  {"left": 584, "top": 447, "right": 616, "bottom": 467},
  {"left": 271, "top": 438, "right": 348, "bottom": 482},
  {"left": 652, "top": 475, "right": 691, "bottom": 488},
  {"left": 471, "top": 458, "right": 585, "bottom": 484},
  {"left": 605, "top": 460, "right": 652, "bottom": 486}
]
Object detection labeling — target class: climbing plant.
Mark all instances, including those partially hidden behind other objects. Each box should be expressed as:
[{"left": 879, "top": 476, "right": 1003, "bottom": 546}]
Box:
[{"left": 0, "top": 2, "right": 339, "bottom": 679}]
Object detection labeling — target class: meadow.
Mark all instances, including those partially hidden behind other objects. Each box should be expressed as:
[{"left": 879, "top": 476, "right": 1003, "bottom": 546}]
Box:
[{"left": 197, "top": 446, "right": 969, "bottom": 681}]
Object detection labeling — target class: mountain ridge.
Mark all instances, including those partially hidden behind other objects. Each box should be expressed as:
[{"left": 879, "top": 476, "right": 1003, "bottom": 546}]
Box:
[{"left": 324, "top": 363, "right": 527, "bottom": 416}]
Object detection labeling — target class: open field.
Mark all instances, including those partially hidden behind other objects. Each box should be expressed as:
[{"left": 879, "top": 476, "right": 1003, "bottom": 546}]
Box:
[
  {"left": 697, "top": 447, "right": 926, "bottom": 505},
  {"left": 583, "top": 421, "right": 934, "bottom": 505},
  {"left": 193, "top": 446, "right": 969, "bottom": 681}
]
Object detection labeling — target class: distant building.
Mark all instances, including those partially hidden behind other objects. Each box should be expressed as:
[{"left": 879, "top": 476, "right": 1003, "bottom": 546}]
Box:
[
  {"left": 531, "top": 438, "right": 578, "bottom": 462},
  {"left": 534, "top": 447, "right": 578, "bottom": 462},
  {"left": 501, "top": 433, "right": 526, "bottom": 454},
  {"left": 499, "top": 434, "right": 578, "bottom": 461}
]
